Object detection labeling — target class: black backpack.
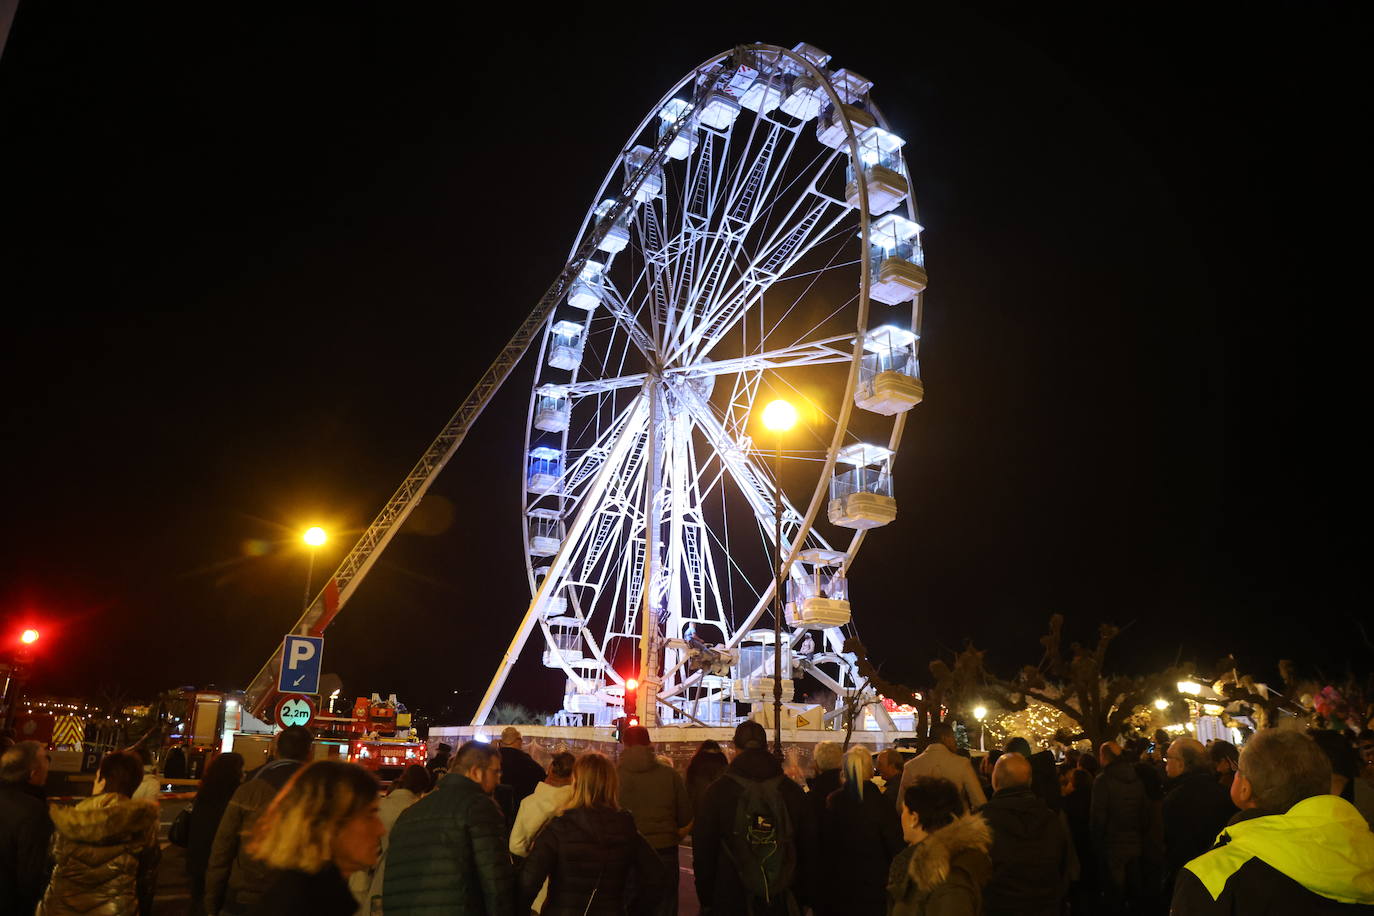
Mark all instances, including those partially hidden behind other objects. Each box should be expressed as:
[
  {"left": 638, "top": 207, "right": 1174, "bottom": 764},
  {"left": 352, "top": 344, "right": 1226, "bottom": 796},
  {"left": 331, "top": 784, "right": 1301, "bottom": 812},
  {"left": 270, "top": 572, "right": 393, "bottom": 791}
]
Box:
[{"left": 723, "top": 773, "right": 797, "bottom": 906}]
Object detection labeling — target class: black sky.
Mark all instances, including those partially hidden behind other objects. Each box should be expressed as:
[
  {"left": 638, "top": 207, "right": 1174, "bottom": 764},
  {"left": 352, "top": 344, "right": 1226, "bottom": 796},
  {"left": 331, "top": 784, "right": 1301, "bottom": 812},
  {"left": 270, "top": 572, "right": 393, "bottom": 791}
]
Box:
[{"left": 1, "top": 5, "right": 1365, "bottom": 719}]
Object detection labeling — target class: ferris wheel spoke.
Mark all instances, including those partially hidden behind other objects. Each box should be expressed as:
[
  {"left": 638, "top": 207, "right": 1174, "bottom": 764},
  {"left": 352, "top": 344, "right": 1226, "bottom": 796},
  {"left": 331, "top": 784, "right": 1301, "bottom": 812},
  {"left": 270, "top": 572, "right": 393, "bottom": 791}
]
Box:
[
  {"left": 667, "top": 333, "right": 854, "bottom": 381},
  {"left": 667, "top": 194, "right": 853, "bottom": 365}
]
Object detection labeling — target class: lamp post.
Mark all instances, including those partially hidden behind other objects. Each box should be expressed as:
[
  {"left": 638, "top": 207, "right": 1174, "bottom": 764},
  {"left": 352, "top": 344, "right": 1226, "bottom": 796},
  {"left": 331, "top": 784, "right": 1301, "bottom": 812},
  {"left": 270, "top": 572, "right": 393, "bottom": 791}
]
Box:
[
  {"left": 302, "top": 527, "right": 327, "bottom": 612},
  {"left": 760, "top": 398, "right": 798, "bottom": 758},
  {"left": 973, "top": 705, "right": 987, "bottom": 752}
]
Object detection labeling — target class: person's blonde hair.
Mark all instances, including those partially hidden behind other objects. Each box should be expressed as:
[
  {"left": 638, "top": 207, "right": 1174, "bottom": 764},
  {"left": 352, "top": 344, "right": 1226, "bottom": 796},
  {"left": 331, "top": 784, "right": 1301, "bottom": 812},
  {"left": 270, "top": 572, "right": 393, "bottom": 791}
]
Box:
[
  {"left": 564, "top": 752, "right": 619, "bottom": 810},
  {"left": 248, "top": 760, "right": 378, "bottom": 872},
  {"left": 842, "top": 745, "right": 874, "bottom": 801},
  {"left": 813, "top": 740, "right": 843, "bottom": 772}
]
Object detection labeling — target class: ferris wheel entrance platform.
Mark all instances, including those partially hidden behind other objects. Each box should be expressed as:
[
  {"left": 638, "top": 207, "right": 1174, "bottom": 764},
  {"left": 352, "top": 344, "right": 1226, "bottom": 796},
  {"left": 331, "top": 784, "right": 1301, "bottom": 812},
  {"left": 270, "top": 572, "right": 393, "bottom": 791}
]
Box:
[{"left": 427, "top": 722, "right": 921, "bottom": 768}]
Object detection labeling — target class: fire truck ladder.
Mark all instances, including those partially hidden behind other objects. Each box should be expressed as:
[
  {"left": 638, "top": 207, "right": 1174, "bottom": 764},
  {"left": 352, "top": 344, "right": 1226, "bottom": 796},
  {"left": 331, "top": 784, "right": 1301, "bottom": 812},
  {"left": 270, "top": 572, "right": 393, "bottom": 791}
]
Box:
[{"left": 244, "top": 95, "right": 702, "bottom": 721}]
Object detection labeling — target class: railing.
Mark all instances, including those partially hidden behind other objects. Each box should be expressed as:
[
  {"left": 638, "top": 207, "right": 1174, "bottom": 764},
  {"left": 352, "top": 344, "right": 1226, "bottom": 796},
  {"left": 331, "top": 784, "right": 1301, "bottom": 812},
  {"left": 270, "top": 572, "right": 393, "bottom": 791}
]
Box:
[
  {"left": 869, "top": 239, "right": 924, "bottom": 273},
  {"left": 859, "top": 352, "right": 919, "bottom": 385},
  {"left": 830, "top": 468, "right": 893, "bottom": 501},
  {"left": 530, "top": 518, "right": 565, "bottom": 541},
  {"left": 788, "top": 573, "right": 849, "bottom": 604}
]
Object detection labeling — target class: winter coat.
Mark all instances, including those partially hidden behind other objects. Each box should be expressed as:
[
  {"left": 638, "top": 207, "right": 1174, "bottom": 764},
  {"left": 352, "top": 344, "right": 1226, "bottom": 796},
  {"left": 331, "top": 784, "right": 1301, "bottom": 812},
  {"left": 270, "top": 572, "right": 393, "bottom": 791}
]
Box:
[
  {"left": 518, "top": 806, "right": 665, "bottom": 916},
  {"left": 1026, "top": 750, "right": 1062, "bottom": 813},
  {"left": 186, "top": 790, "right": 234, "bottom": 880},
  {"left": 382, "top": 772, "right": 515, "bottom": 916},
  {"left": 205, "top": 757, "right": 305, "bottom": 914},
  {"left": 897, "top": 744, "right": 986, "bottom": 814},
  {"left": 685, "top": 748, "right": 728, "bottom": 819},
  {"left": 807, "top": 767, "right": 842, "bottom": 829},
  {"left": 617, "top": 745, "right": 691, "bottom": 850},
  {"left": 818, "top": 780, "right": 903, "bottom": 916},
  {"left": 38, "top": 793, "right": 160, "bottom": 916},
  {"left": 1, "top": 780, "right": 54, "bottom": 915},
  {"left": 979, "top": 785, "right": 1072, "bottom": 916},
  {"left": 500, "top": 745, "right": 547, "bottom": 810},
  {"left": 1060, "top": 780, "right": 1095, "bottom": 887},
  {"left": 1162, "top": 769, "right": 1236, "bottom": 875},
  {"left": 886, "top": 813, "right": 992, "bottom": 916},
  {"left": 248, "top": 862, "right": 356, "bottom": 916},
  {"left": 1171, "top": 794, "right": 1374, "bottom": 913},
  {"left": 510, "top": 781, "right": 573, "bottom": 913},
  {"left": 1090, "top": 758, "right": 1148, "bottom": 862},
  {"left": 692, "top": 746, "right": 819, "bottom": 916}
]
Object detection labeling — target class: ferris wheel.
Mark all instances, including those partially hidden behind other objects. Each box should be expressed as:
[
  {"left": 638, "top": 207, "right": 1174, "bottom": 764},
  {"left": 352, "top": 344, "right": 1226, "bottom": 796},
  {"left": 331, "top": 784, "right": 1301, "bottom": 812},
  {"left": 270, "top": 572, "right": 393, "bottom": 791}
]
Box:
[
  {"left": 477, "top": 42, "right": 929, "bottom": 730},
  {"left": 242, "top": 42, "right": 929, "bottom": 732}
]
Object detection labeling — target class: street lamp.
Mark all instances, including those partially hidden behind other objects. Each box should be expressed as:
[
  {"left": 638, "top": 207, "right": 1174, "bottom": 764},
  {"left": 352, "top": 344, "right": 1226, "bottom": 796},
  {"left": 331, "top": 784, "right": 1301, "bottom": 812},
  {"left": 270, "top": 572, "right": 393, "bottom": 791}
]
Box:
[
  {"left": 1154, "top": 698, "right": 1169, "bottom": 711},
  {"left": 973, "top": 705, "right": 987, "bottom": 751},
  {"left": 302, "top": 527, "right": 327, "bottom": 611},
  {"left": 20, "top": 629, "right": 39, "bottom": 645},
  {"left": 760, "top": 398, "right": 797, "bottom": 758}
]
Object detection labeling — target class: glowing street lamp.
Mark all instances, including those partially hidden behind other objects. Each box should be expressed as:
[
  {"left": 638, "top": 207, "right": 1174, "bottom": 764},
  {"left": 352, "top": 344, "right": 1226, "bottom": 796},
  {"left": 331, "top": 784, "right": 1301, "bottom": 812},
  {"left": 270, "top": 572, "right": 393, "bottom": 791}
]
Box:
[
  {"left": 973, "top": 705, "right": 987, "bottom": 751},
  {"left": 20, "top": 629, "right": 39, "bottom": 645},
  {"left": 302, "top": 527, "right": 328, "bottom": 612},
  {"left": 759, "top": 398, "right": 797, "bottom": 757},
  {"left": 1154, "top": 698, "right": 1170, "bottom": 711}
]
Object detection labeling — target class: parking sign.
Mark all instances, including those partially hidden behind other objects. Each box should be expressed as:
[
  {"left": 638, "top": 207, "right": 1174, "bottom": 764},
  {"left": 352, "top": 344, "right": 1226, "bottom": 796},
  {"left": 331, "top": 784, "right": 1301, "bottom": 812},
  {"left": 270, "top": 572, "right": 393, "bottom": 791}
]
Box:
[{"left": 277, "top": 635, "right": 323, "bottom": 695}]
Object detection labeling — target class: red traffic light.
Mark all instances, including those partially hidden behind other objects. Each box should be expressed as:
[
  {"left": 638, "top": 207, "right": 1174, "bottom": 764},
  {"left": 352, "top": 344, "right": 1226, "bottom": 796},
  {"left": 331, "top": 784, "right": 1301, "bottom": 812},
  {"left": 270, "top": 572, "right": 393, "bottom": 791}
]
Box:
[
  {"left": 626, "top": 678, "right": 638, "bottom": 691},
  {"left": 20, "top": 629, "right": 39, "bottom": 645}
]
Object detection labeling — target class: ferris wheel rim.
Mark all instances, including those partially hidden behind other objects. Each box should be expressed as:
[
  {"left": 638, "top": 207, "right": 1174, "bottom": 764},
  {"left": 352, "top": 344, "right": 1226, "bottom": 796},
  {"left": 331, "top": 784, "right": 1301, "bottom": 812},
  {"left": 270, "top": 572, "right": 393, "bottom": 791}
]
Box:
[{"left": 516, "top": 43, "right": 923, "bottom": 710}]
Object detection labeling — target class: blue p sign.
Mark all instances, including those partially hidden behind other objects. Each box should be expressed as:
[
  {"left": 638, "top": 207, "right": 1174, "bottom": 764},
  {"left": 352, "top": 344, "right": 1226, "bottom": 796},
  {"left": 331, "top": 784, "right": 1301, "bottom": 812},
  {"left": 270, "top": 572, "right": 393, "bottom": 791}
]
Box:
[{"left": 277, "top": 635, "right": 323, "bottom": 696}]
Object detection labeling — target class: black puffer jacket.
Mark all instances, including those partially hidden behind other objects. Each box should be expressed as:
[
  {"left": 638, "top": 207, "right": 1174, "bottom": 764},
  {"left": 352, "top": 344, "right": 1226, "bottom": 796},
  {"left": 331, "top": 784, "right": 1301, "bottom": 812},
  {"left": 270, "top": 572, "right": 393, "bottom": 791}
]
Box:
[
  {"left": 383, "top": 773, "right": 514, "bottom": 916},
  {"left": 1090, "top": 758, "right": 1148, "bottom": 860},
  {"left": 979, "top": 785, "right": 1072, "bottom": 916},
  {"left": 1162, "top": 769, "right": 1235, "bottom": 874},
  {"left": 1, "top": 780, "right": 53, "bottom": 914},
  {"left": 692, "top": 747, "right": 818, "bottom": 916},
  {"left": 818, "top": 780, "right": 903, "bottom": 916},
  {"left": 518, "top": 806, "right": 665, "bottom": 916}
]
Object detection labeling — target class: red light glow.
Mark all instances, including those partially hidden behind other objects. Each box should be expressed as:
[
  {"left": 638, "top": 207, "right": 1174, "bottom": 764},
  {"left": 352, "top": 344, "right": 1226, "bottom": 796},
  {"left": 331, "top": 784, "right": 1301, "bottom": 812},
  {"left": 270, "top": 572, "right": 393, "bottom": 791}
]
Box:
[
  {"left": 626, "top": 678, "right": 638, "bottom": 691},
  {"left": 20, "top": 629, "right": 39, "bottom": 645}
]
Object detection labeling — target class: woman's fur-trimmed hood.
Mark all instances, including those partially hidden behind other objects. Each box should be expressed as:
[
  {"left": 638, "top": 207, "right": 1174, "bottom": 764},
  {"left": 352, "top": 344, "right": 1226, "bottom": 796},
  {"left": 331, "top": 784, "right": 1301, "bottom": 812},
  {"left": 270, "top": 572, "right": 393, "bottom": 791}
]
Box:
[
  {"left": 907, "top": 813, "right": 992, "bottom": 891},
  {"left": 50, "top": 792, "right": 159, "bottom": 845}
]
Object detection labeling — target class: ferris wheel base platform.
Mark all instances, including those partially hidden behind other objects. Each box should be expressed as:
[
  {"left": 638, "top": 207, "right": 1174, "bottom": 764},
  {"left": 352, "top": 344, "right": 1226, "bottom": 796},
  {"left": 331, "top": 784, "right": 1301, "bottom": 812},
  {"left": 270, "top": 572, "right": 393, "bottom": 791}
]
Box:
[{"left": 428, "top": 722, "right": 922, "bottom": 768}]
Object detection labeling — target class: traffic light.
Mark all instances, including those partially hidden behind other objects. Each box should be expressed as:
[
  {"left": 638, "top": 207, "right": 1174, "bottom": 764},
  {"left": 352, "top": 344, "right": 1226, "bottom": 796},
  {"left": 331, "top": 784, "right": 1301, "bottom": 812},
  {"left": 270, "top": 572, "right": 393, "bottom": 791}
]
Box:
[
  {"left": 624, "top": 677, "right": 638, "bottom": 725},
  {"left": 21, "top": 629, "right": 39, "bottom": 645}
]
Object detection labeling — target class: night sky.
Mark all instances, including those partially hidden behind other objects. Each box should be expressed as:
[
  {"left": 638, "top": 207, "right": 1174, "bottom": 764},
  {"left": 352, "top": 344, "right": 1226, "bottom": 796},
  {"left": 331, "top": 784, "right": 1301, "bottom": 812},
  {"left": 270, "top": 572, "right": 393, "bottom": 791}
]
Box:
[{"left": 2, "top": 6, "right": 1364, "bottom": 720}]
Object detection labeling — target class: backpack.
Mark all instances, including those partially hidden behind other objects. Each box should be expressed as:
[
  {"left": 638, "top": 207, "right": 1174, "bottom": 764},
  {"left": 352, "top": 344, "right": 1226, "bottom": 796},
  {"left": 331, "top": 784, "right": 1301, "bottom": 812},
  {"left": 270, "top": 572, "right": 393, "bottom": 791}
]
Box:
[{"left": 723, "top": 773, "right": 797, "bottom": 906}]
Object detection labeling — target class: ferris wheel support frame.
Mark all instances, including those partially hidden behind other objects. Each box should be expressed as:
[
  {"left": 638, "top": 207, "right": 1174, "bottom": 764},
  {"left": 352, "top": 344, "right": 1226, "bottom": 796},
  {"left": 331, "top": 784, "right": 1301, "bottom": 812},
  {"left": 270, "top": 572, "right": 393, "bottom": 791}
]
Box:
[{"left": 243, "top": 99, "right": 701, "bottom": 722}]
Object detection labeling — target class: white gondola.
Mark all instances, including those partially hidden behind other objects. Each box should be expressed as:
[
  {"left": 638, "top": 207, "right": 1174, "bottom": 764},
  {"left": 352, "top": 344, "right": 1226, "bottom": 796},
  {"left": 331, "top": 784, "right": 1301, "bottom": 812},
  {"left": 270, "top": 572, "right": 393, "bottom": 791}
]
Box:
[
  {"left": 541, "top": 617, "right": 585, "bottom": 667},
  {"left": 526, "top": 446, "right": 563, "bottom": 495},
  {"left": 658, "top": 99, "right": 699, "bottom": 160},
  {"left": 547, "top": 320, "right": 585, "bottom": 371},
  {"left": 845, "top": 126, "right": 909, "bottom": 214},
  {"left": 829, "top": 68, "right": 873, "bottom": 104},
  {"left": 533, "top": 385, "right": 570, "bottom": 432},
  {"left": 817, "top": 102, "right": 877, "bottom": 150},
  {"left": 828, "top": 443, "right": 897, "bottom": 530},
  {"left": 624, "top": 145, "right": 664, "bottom": 203},
  {"left": 785, "top": 548, "right": 852, "bottom": 628},
  {"left": 567, "top": 261, "right": 604, "bottom": 311},
  {"left": 866, "top": 213, "right": 927, "bottom": 304},
  {"left": 740, "top": 72, "right": 784, "bottom": 114},
  {"left": 731, "top": 629, "right": 794, "bottom": 703},
  {"left": 527, "top": 508, "right": 565, "bottom": 556},
  {"left": 856, "top": 325, "right": 924, "bottom": 415},
  {"left": 699, "top": 90, "right": 743, "bottom": 130},
  {"left": 594, "top": 199, "right": 631, "bottom": 254}
]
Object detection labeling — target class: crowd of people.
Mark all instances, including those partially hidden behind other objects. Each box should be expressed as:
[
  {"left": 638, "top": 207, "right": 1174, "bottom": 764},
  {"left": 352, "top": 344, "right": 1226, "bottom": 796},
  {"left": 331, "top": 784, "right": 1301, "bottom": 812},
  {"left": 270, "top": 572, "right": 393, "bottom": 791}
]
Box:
[{"left": 3, "top": 720, "right": 1374, "bottom": 914}]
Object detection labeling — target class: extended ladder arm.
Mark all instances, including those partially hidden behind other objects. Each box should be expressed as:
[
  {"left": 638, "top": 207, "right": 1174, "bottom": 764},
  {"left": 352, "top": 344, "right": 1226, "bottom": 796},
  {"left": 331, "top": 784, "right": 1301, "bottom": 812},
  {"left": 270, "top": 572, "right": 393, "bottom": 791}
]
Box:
[{"left": 245, "top": 94, "right": 702, "bottom": 720}]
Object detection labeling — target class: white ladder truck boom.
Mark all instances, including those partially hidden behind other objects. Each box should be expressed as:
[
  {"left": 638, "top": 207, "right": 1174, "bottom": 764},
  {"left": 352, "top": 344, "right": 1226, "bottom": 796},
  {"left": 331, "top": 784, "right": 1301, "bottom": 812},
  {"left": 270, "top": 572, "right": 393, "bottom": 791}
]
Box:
[{"left": 246, "top": 94, "right": 703, "bottom": 722}]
